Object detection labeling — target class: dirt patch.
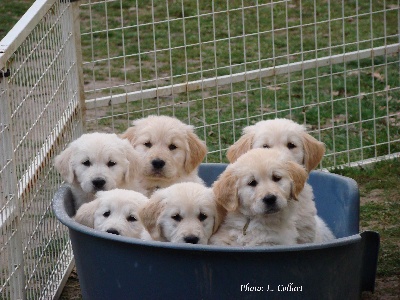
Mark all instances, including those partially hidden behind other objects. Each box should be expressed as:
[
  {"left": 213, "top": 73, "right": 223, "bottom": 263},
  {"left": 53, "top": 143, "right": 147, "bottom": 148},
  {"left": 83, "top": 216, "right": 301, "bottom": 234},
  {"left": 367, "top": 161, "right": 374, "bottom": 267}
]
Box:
[
  {"left": 362, "top": 276, "right": 400, "bottom": 300},
  {"left": 59, "top": 268, "right": 82, "bottom": 300},
  {"left": 360, "top": 189, "right": 385, "bottom": 205}
]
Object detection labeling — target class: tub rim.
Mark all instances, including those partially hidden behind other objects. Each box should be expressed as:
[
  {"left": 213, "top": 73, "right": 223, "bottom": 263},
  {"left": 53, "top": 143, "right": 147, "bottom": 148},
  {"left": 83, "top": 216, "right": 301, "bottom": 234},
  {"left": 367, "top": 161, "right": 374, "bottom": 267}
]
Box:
[{"left": 53, "top": 184, "right": 362, "bottom": 253}]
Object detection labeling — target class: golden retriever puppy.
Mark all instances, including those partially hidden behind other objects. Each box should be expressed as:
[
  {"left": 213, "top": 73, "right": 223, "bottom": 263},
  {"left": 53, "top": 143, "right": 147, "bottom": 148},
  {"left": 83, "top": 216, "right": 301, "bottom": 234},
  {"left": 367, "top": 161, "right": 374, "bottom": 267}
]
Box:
[
  {"left": 54, "top": 133, "right": 144, "bottom": 211},
  {"left": 227, "top": 118, "right": 325, "bottom": 172},
  {"left": 226, "top": 118, "right": 332, "bottom": 244},
  {"left": 209, "top": 148, "right": 310, "bottom": 247},
  {"left": 120, "top": 115, "right": 207, "bottom": 196},
  {"left": 139, "top": 182, "right": 223, "bottom": 244},
  {"left": 74, "top": 189, "right": 150, "bottom": 239}
]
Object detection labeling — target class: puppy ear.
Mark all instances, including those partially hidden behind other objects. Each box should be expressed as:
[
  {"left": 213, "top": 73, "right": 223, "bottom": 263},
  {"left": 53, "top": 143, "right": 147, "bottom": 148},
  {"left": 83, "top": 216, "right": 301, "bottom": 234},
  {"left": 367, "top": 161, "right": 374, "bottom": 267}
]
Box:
[
  {"left": 286, "top": 161, "right": 308, "bottom": 200},
  {"left": 226, "top": 129, "right": 255, "bottom": 163},
  {"left": 212, "top": 168, "right": 239, "bottom": 212},
  {"left": 120, "top": 126, "right": 136, "bottom": 143},
  {"left": 302, "top": 132, "right": 325, "bottom": 172},
  {"left": 54, "top": 146, "right": 74, "bottom": 183},
  {"left": 184, "top": 129, "right": 207, "bottom": 173},
  {"left": 139, "top": 196, "right": 164, "bottom": 241},
  {"left": 213, "top": 202, "right": 227, "bottom": 233},
  {"left": 74, "top": 200, "right": 100, "bottom": 228},
  {"left": 122, "top": 140, "right": 142, "bottom": 182}
]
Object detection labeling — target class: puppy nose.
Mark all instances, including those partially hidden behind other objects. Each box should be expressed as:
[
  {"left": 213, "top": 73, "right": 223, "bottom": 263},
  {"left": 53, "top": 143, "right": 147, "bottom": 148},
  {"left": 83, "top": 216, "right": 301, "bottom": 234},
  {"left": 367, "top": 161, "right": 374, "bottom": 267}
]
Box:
[
  {"left": 106, "top": 229, "right": 120, "bottom": 235},
  {"left": 152, "top": 159, "right": 165, "bottom": 170},
  {"left": 92, "top": 178, "right": 106, "bottom": 189},
  {"left": 263, "top": 194, "right": 277, "bottom": 205},
  {"left": 184, "top": 235, "right": 200, "bottom": 244}
]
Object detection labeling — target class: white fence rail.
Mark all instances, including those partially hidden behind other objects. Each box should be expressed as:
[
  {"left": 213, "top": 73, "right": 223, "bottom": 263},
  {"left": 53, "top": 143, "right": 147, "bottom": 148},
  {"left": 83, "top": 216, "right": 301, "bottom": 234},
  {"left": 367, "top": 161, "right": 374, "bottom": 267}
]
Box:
[{"left": 0, "top": 0, "right": 399, "bottom": 298}]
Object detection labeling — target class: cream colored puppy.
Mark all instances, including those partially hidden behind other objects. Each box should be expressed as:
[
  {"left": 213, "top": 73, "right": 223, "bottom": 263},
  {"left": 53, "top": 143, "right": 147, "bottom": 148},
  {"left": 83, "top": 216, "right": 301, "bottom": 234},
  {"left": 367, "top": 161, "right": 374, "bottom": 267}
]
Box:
[
  {"left": 54, "top": 133, "right": 144, "bottom": 211},
  {"left": 139, "top": 182, "right": 223, "bottom": 245},
  {"left": 121, "top": 115, "right": 208, "bottom": 196},
  {"left": 74, "top": 189, "right": 150, "bottom": 239},
  {"left": 226, "top": 118, "right": 333, "bottom": 244},
  {"left": 209, "top": 148, "right": 310, "bottom": 247},
  {"left": 227, "top": 118, "right": 325, "bottom": 172}
]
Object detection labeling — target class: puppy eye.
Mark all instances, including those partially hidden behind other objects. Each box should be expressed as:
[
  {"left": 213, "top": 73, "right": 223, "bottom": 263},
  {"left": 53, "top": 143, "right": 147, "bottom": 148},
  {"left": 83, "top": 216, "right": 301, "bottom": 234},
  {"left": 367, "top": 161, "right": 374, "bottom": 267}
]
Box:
[
  {"left": 287, "top": 142, "right": 296, "bottom": 149},
  {"left": 107, "top": 161, "right": 116, "bottom": 167},
  {"left": 248, "top": 179, "right": 258, "bottom": 187},
  {"left": 198, "top": 213, "right": 207, "bottom": 222},
  {"left": 127, "top": 215, "right": 137, "bottom": 222},
  {"left": 144, "top": 142, "right": 152, "bottom": 148},
  {"left": 103, "top": 211, "right": 111, "bottom": 217},
  {"left": 168, "top": 144, "right": 177, "bottom": 151},
  {"left": 262, "top": 144, "right": 270, "bottom": 148},
  {"left": 272, "top": 174, "right": 282, "bottom": 182},
  {"left": 82, "top": 160, "right": 91, "bottom": 167},
  {"left": 171, "top": 214, "right": 182, "bottom": 222}
]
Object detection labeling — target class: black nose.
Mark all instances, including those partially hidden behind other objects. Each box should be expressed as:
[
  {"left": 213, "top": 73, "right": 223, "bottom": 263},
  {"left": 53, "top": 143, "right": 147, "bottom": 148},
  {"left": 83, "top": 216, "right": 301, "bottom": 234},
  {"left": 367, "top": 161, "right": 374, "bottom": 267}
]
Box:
[
  {"left": 92, "top": 178, "right": 106, "bottom": 189},
  {"left": 184, "top": 235, "right": 200, "bottom": 244},
  {"left": 263, "top": 194, "right": 277, "bottom": 205},
  {"left": 106, "top": 229, "right": 120, "bottom": 235},
  {"left": 152, "top": 159, "right": 165, "bottom": 170}
]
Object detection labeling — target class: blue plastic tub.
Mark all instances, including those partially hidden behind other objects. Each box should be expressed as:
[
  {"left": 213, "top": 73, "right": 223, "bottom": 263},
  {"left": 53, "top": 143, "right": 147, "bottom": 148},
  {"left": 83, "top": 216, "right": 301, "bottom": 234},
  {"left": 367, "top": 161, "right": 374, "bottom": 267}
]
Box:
[{"left": 53, "top": 163, "right": 379, "bottom": 300}]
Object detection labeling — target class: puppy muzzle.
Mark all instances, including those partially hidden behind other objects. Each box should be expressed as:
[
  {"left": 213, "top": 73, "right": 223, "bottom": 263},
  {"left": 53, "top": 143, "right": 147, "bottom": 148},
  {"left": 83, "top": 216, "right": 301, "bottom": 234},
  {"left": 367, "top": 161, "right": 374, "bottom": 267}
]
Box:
[
  {"left": 92, "top": 178, "right": 106, "bottom": 191},
  {"left": 151, "top": 158, "right": 165, "bottom": 170},
  {"left": 263, "top": 194, "right": 279, "bottom": 214},
  {"left": 183, "top": 235, "right": 200, "bottom": 244},
  {"left": 106, "top": 228, "right": 120, "bottom": 235}
]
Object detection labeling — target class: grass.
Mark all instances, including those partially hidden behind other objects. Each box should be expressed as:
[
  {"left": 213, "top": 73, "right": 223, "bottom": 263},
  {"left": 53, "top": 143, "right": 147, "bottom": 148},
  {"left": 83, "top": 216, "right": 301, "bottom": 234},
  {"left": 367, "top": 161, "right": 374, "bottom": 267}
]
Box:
[
  {"left": 331, "top": 158, "right": 400, "bottom": 280},
  {"left": 0, "top": 0, "right": 34, "bottom": 40}
]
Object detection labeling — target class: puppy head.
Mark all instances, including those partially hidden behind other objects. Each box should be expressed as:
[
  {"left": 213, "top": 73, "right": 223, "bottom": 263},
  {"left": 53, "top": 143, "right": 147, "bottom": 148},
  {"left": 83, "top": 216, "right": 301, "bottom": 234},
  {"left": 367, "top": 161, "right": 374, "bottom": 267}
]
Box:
[
  {"left": 139, "top": 182, "right": 219, "bottom": 244},
  {"left": 54, "top": 133, "right": 141, "bottom": 196},
  {"left": 74, "top": 189, "right": 149, "bottom": 238},
  {"left": 121, "top": 116, "right": 207, "bottom": 183},
  {"left": 214, "top": 148, "right": 308, "bottom": 217},
  {"left": 226, "top": 118, "right": 325, "bottom": 172}
]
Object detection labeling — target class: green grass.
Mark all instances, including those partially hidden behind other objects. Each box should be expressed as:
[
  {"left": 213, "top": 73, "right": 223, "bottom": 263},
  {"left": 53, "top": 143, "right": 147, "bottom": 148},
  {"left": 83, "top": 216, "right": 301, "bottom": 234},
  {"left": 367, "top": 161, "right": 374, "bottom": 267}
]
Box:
[
  {"left": 331, "top": 158, "right": 400, "bottom": 278},
  {"left": 0, "top": 0, "right": 35, "bottom": 40}
]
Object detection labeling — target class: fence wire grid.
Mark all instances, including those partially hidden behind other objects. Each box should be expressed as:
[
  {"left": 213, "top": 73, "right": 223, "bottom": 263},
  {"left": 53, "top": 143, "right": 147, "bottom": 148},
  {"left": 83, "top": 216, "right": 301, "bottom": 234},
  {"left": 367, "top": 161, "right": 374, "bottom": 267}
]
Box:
[
  {"left": 0, "top": 0, "right": 399, "bottom": 299},
  {"left": 0, "top": 0, "right": 83, "bottom": 299}
]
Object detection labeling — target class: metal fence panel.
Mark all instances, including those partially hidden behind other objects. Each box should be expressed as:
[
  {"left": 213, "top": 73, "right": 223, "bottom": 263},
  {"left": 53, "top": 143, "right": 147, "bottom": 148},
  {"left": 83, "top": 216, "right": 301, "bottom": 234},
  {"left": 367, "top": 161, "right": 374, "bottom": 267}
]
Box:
[{"left": 0, "top": 0, "right": 83, "bottom": 298}]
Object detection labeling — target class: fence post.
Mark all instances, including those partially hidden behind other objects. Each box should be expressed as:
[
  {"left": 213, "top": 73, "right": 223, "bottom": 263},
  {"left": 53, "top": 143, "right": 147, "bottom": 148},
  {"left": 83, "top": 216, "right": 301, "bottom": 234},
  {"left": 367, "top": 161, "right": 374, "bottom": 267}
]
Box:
[{"left": 71, "top": 0, "right": 86, "bottom": 128}]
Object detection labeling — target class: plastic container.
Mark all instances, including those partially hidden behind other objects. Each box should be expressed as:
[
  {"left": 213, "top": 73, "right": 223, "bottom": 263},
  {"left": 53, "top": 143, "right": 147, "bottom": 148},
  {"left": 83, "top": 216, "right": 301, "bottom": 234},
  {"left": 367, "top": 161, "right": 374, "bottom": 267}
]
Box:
[{"left": 53, "top": 163, "right": 379, "bottom": 300}]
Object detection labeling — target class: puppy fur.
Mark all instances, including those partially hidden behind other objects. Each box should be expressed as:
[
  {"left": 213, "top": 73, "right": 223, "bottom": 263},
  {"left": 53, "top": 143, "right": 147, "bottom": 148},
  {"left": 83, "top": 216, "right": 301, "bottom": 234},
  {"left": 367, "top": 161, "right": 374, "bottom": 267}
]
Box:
[
  {"left": 209, "top": 148, "right": 309, "bottom": 247},
  {"left": 227, "top": 118, "right": 325, "bottom": 172},
  {"left": 226, "top": 118, "right": 334, "bottom": 243},
  {"left": 54, "top": 132, "right": 144, "bottom": 211},
  {"left": 74, "top": 189, "right": 150, "bottom": 239},
  {"left": 120, "top": 115, "right": 208, "bottom": 196},
  {"left": 139, "top": 182, "right": 223, "bottom": 245}
]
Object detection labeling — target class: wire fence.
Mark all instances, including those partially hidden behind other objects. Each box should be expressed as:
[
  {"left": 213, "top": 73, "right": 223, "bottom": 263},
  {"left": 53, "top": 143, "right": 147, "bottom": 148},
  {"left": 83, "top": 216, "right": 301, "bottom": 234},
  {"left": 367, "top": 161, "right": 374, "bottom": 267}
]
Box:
[
  {"left": 81, "top": 0, "right": 400, "bottom": 167},
  {"left": 0, "top": 0, "right": 399, "bottom": 298},
  {"left": 0, "top": 0, "right": 83, "bottom": 298}
]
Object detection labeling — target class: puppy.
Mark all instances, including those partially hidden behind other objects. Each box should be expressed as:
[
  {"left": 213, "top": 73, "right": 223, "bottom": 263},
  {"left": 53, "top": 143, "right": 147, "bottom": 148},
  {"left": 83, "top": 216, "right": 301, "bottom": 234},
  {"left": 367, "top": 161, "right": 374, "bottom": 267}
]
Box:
[
  {"left": 227, "top": 118, "right": 325, "bottom": 172},
  {"left": 120, "top": 115, "right": 207, "bottom": 196},
  {"left": 209, "top": 149, "right": 309, "bottom": 247},
  {"left": 74, "top": 189, "right": 150, "bottom": 239},
  {"left": 139, "top": 182, "right": 223, "bottom": 244},
  {"left": 54, "top": 132, "right": 144, "bottom": 211},
  {"left": 226, "top": 118, "right": 333, "bottom": 243}
]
